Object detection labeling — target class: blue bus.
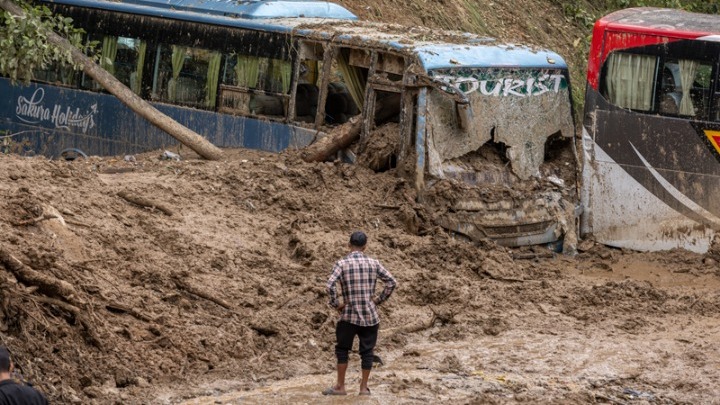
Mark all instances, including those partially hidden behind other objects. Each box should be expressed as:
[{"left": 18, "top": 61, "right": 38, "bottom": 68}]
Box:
[{"left": 1, "top": 0, "right": 577, "bottom": 248}]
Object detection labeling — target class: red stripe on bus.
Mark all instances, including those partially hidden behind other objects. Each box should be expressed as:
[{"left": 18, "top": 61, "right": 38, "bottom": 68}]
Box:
[{"left": 587, "top": 22, "right": 707, "bottom": 90}]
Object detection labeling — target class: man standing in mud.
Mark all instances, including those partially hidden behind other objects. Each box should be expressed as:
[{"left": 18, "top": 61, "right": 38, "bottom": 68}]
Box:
[
  {"left": 0, "top": 347, "right": 48, "bottom": 404},
  {"left": 323, "top": 231, "right": 397, "bottom": 396}
]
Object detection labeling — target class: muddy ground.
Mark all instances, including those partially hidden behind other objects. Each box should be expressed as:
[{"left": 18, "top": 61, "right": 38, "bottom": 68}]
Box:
[{"left": 0, "top": 148, "right": 719, "bottom": 404}]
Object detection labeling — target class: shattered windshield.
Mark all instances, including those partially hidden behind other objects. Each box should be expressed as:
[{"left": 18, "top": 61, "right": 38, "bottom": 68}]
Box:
[{"left": 426, "top": 68, "right": 574, "bottom": 180}]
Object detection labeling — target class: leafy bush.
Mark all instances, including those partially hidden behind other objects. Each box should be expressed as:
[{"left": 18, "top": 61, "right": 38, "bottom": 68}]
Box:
[{"left": 0, "top": 1, "right": 94, "bottom": 83}]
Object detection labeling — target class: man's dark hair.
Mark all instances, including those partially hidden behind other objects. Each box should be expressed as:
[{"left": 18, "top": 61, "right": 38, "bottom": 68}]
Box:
[
  {"left": 0, "top": 347, "right": 11, "bottom": 373},
  {"left": 349, "top": 231, "right": 367, "bottom": 247}
]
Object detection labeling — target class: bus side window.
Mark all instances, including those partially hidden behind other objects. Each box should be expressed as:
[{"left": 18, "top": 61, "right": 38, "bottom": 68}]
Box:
[
  {"left": 82, "top": 35, "right": 148, "bottom": 96},
  {"left": 322, "top": 48, "right": 365, "bottom": 125},
  {"left": 150, "top": 44, "right": 221, "bottom": 110},
  {"left": 33, "top": 62, "right": 77, "bottom": 87},
  {"left": 33, "top": 31, "right": 86, "bottom": 87},
  {"left": 659, "top": 59, "right": 712, "bottom": 119},
  {"left": 218, "top": 54, "right": 289, "bottom": 118},
  {"left": 294, "top": 42, "right": 323, "bottom": 124},
  {"left": 601, "top": 51, "right": 658, "bottom": 112}
]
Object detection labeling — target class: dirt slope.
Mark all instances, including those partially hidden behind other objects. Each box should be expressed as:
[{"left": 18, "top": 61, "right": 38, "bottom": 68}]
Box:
[{"left": 1, "top": 148, "right": 719, "bottom": 404}]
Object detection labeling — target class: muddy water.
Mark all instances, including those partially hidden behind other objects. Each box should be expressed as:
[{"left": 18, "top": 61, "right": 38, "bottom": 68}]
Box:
[
  {"left": 178, "top": 318, "right": 720, "bottom": 403},
  {"left": 172, "top": 254, "right": 720, "bottom": 404},
  {"left": 583, "top": 258, "right": 720, "bottom": 290}
]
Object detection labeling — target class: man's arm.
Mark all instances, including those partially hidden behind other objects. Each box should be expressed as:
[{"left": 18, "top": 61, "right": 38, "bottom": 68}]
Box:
[
  {"left": 326, "top": 262, "right": 343, "bottom": 308},
  {"left": 374, "top": 261, "right": 396, "bottom": 305}
]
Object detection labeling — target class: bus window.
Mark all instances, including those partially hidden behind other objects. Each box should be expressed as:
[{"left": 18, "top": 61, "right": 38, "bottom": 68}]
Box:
[
  {"left": 658, "top": 60, "right": 713, "bottom": 119},
  {"left": 33, "top": 62, "right": 77, "bottom": 87},
  {"left": 602, "top": 52, "right": 658, "bottom": 112},
  {"left": 82, "top": 35, "right": 147, "bottom": 95},
  {"left": 151, "top": 44, "right": 221, "bottom": 109},
  {"left": 294, "top": 42, "right": 323, "bottom": 124},
  {"left": 323, "top": 48, "right": 365, "bottom": 125},
  {"left": 218, "top": 54, "right": 290, "bottom": 118}
]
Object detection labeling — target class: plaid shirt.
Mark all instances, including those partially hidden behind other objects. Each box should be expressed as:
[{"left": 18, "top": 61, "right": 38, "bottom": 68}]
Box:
[{"left": 327, "top": 251, "right": 397, "bottom": 327}]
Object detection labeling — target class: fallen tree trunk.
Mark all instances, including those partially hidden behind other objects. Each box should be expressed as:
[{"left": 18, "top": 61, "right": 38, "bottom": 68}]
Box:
[
  {"left": 117, "top": 191, "right": 174, "bottom": 216},
  {"left": 0, "top": 0, "right": 224, "bottom": 161},
  {"left": 174, "top": 278, "right": 233, "bottom": 310},
  {"left": 302, "top": 94, "right": 401, "bottom": 163},
  {"left": 301, "top": 117, "right": 362, "bottom": 163}
]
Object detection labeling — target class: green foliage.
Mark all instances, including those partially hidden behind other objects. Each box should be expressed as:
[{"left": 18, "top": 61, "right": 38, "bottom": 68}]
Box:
[
  {"left": 0, "top": 0, "right": 93, "bottom": 83},
  {"left": 558, "top": 0, "right": 719, "bottom": 29},
  {"left": 560, "top": 3, "right": 596, "bottom": 29}
]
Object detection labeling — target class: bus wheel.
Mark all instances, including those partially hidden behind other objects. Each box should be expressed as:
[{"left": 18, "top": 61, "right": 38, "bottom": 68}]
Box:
[{"left": 59, "top": 148, "right": 88, "bottom": 161}]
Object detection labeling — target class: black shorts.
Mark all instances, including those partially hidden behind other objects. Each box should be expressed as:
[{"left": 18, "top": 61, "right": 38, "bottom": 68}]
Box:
[{"left": 334, "top": 321, "right": 379, "bottom": 370}]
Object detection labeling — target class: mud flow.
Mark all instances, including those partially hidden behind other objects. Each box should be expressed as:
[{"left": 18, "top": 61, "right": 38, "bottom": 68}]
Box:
[{"left": 0, "top": 148, "right": 719, "bottom": 404}]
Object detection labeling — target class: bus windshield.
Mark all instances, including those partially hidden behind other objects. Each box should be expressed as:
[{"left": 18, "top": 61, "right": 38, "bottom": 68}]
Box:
[
  {"left": 415, "top": 65, "right": 577, "bottom": 250},
  {"left": 428, "top": 67, "right": 574, "bottom": 180}
]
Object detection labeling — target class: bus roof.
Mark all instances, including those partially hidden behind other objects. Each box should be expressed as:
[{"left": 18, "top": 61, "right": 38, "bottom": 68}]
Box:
[
  {"left": 587, "top": 8, "right": 720, "bottom": 90},
  {"left": 82, "top": 0, "right": 359, "bottom": 20},
  {"left": 597, "top": 7, "right": 720, "bottom": 38},
  {"left": 43, "top": 0, "right": 568, "bottom": 71}
]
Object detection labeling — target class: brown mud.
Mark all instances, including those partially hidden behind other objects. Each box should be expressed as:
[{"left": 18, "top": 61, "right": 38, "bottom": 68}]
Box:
[{"left": 0, "top": 148, "right": 719, "bottom": 404}]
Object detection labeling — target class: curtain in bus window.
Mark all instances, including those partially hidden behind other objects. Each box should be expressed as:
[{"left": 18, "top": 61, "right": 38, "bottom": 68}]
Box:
[
  {"left": 169, "top": 45, "right": 186, "bottom": 101},
  {"left": 131, "top": 40, "right": 147, "bottom": 95},
  {"left": 60, "top": 65, "right": 75, "bottom": 86},
  {"left": 606, "top": 52, "right": 656, "bottom": 111},
  {"left": 678, "top": 59, "right": 699, "bottom": 116},
  {"left": 206, "top": 51, "right": 222, "bottom": 108},
  {"left": 270, "top": 59, "right": 292, "bottom": 94},
  {"left": 337, "top": 50, "right": 365, "bottom": 109},
  {"left": 304, "top": 60, "right": 319, "bottom": 85},
  {"left": 235, "top": 55, "right": 260, "bottom": 88},
  {"left": 101, "top": 36, "right": 118, "bottom": 76}
]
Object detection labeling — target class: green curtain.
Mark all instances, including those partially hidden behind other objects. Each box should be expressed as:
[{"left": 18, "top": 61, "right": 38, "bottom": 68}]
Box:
[
  {"left": 337, "top": 50, "right": 365, "bottom": 109},
  {"left": 101, "top": 36, "right": 118, "bottom": 76},
  {"left": 234, "top": 55, "right": 260, "bottom": 88},
  {"left": 131, "top": 40, "right": 146, "bottom": 95},
  {"left": 170, "top": 45, "right": 186, "bottom": 101},
  {"left": 206, "top": 51, "right": 222, "bottom": 108},
  {"left": 271, "top": 59, "right": 292, "bottom": 94},
  {"left": 60, "top": 65, "right": 75, "bottom": 85}
]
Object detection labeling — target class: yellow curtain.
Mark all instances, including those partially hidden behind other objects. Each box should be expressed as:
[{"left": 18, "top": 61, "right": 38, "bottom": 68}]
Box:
[
  {"left": 271, "top": 59, "right": 292, "bottom": 94},
  {"left": 101, "top": 36, "right": 118, "bottom": 75},
  {"left": 606, "top": 52, "right": 655, "bottom": 111},
  {"left": 678, "top": 59, "right": 699, "bottom": 116},
  {"left": 235, "top": 55, "right": 260, "bottom": 88},
  {"left": 169, "top": 45, "right": 186, "bottom": 101},
  {"left": 337, "top": 49, "right": 365, "bottom": 109},
  {"left": 131, "top": 40, "right": 146, "bottom": 95},
  {"left": 305, "top": 60, "right": 318, "bottom": 85},
  {"left": 206, "top": 51, "right": 222, "bottom": 108}
]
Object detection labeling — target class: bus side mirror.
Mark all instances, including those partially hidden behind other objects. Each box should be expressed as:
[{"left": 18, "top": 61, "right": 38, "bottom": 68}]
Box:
[{"left": 456, "top": 102, "right": 472, "bottom": 131}]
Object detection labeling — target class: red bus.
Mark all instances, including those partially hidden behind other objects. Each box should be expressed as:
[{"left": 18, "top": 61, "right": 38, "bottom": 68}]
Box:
[{"left": 581, "top": 8, "right": 720, "bottom": 253}]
